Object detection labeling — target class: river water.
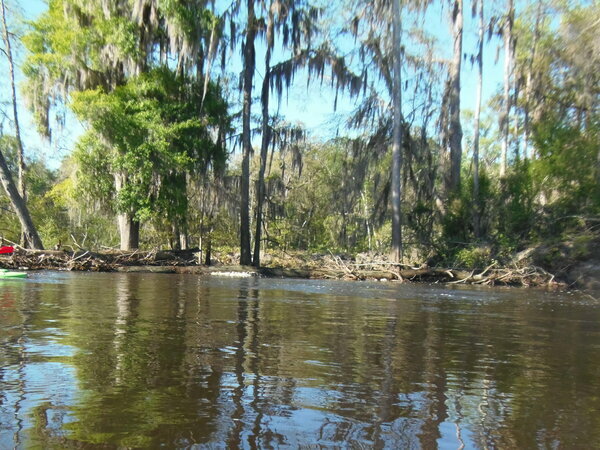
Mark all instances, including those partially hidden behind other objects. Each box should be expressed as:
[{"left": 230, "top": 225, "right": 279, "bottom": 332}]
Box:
[{"left": 0, "top": 272, "right": 599, "bottom": 448}]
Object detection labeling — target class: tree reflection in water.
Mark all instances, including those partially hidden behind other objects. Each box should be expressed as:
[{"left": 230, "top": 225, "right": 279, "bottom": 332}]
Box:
[{"left": 0, "top": 273, "right": 599, "bottom": 448}]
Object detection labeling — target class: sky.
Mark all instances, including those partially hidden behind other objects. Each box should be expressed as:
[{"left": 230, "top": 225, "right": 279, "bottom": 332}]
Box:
[{"left": 0, "top": 0, "right": 508, "bottom": 171}]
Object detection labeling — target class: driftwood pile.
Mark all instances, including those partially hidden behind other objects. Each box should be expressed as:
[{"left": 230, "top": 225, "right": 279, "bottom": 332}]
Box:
[
  {"left": 314, "top": 255, "right": 561, "bottom": 287},
  {"left": 0, "top": 248, "right": 199, "bottom": 272},
  {"left": 0, "top": 247, "right": 563, "bottom": 288},
  {"left": 259, "top": 251, "right": 562, "bottom": 287}
]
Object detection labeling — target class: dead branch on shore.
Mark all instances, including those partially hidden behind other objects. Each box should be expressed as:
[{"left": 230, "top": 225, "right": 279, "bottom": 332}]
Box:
[
  {"left": 0, "top": 248, "right": 200, "bottom": 272},
  {"left": 0, "top": 248, "right": 564, "bottom": 288},
  {"left": 314, "top": 255, "right": 561, "bottom": 287}
]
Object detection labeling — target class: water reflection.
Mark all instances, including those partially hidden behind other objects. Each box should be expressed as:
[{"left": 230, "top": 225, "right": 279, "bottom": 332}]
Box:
[{"left": 0, "top": 273, "right": 599, "bottom": 448}]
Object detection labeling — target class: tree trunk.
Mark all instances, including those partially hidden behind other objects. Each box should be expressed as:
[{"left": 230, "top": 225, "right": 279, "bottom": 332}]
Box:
[
  {"left": 2, "top": 0, "right": 30, "bottom": 247},
  {"left": 524, "top": 0, "right": 543, "bottom": 160},
  {"left": 447, "top": 0, "right": 464, "bottom": 193},
  {"left": 597, "top": 146, "right": 600, "bottom": 189},
  {"left": 391, "top": 0, "right": 404, "bottom": 263},
  {"left": 205, "top": 234, "right": 212, "bottom": 266},
  {"left": 171, "top": 223, "right": 181, "bottom": 250},
  {"left": 253, "top": 5, "right": 274, "bottom": 268},
  {"left": 0, "top": 150, "right": 44, "bottom": 249},
  {"left": 240, "top": 0, "right": 256, "bottom": 266},
  {"left": 179, "top": 231, "right": 189, "bottom": 250},
  {"left": 0, "top": 0, "right": 25, "bottom": 199},
  {"left": 117, "top": 213, "right": 140, "bottom": 251},
  {"left": 500, "top": 0, "right": 514, "bottom": 177},
  {"left": 473, "top": 0, "right": 484, "bottom": 239},
  {"left": 524, "top": 70, "right": 533, "bottom": 159},
  {"left": 200, "top": 23, "right": 218, "bottom": 111},
  {"left": 114, "top": 172, "right": 139, "bottom": 250}
]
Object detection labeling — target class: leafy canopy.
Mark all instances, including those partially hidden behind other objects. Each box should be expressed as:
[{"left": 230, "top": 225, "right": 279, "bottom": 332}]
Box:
[{"left": 71, "top": 67, "right": 229, "bottom": 222}]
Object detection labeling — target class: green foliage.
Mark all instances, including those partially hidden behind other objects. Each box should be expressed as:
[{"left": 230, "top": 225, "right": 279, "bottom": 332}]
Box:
[
  {"left": 440, "top": 163, "right": 537, "bottom": 264},
  {"left": 441, "top": 192, "right": 472, "bottom": 245},
  {"left": 0, "top": 135, "right": 71, "bottom": 247},
  {"left": 71, "top": 67, "right": 229, "bottom": 225},
  {"left": 43, "top": 170, "right": 119, "bottom": 249},
  {"left": 495, "top": 161, "right": 537, "bottom": 244},
  {"left": 22, "top": 0, "right": 221, "bottom": 138},
  {"left": 71, "top": 136, "right": 115, "bottom": 208},
  {"left": 454, "top": 246, "right": 493, "bottom": 270},
  {"left": 571, "top": 233, "right": 594, "bottom": 261},
  {"left": 22, "top": 0, "right": 138, "bottom": 136},
  {"left": 532, "top": 115, "right": 600, "bottom": 221},
  {"left": 441, "top": 170, "right": 492, "bottom": 243},
  {"left": 259, "top": 139, "right": 383, "bottom": 254}
]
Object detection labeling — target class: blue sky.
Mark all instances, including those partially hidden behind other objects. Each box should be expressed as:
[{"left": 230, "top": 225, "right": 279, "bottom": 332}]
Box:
[{"left": 1, "top": 0, "right": 507, "bottom": 171}]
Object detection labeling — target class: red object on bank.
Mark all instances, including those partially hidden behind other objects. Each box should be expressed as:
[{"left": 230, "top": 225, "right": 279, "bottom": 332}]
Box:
[{"left": 0, "top": 246, "right": 14, "bottom": 254}]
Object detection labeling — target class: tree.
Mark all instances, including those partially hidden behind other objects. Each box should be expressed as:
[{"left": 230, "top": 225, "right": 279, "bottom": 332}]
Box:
[
  {"left": 0, "top": 0, "right": 43, "bottom": 249},
  {"left": 528, "top": 2, "right": 600, "bottom": 215},
  {"left": 346, "top": 0, "right": 440, "bottom": 260},
  {"left": 446, "top": 0, "right": 463, "bottom": 193},
  {"left": 252, "top": 0, "right": 274, "bottom": 267},
  {"left": 239, "top": 0, "right": 256, "bottom": 265},
  {"left": 252, "top": 0, "right": 320, "bottom": 267},
  {"left": 24, "top": 0, "right": 224, "bottom": 249},
  {"left": 71, "top": 69, "right": 228, "bottom": 250},
  {"left": 521, "top": 0, "right": 544, "bottom": 160},
  {"left": 0, "top": 0, "right": 24, "bottom": 197},
  {"left": 391, "top": 0, "right": 404, "bottom": 262},
  {"left": 472, "top": 0, "right": 484, "bottom": 238},
  {"left": 500, "top": 0, "right": 514, "bottom": 177}
]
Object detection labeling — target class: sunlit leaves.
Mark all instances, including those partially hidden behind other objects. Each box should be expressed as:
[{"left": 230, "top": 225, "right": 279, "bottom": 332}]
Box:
[{"left": 71, "top": 68, "right": 229, "bottom": 222}]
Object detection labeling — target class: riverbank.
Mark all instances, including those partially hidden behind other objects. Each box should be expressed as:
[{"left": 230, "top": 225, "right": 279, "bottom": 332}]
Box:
[{"left": 0, "top": 247, "right": 575, "bottom": 290}]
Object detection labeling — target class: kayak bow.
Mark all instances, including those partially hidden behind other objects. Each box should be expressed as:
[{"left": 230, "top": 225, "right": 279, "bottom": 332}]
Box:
[{"left": 0, "top": 269, "right": 27, "bottom": 278}]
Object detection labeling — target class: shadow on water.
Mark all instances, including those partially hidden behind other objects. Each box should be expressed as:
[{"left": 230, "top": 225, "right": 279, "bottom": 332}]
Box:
[{"left": 0, "top": 273, "right": 599, "bottom": 448}]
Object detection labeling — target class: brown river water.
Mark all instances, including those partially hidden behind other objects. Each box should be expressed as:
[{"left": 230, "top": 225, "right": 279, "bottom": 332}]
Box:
[{"left": 0, "top": 271, "right": 599, "bottom": 448}]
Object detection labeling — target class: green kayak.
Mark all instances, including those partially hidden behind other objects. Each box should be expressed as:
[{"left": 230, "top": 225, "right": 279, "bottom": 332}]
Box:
[{"left": 0, "top": 269, "right": 27, "bottom": 278}]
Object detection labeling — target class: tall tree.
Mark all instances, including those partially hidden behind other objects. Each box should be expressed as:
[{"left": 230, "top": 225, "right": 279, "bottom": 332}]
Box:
[
  {"left": 0, "top": 0, "right": 43, "bottom": 249},
  {"left": 345, "top": 0, "right": 438, "bottom": 259},
  {"left": 447, "top": 0, "right": 463, "bottom": 193},
  {"left": 0, "top": 0, "right": 24, "bottom": 199},
  {"left": 252, "top": 1, "right": 274, "bottom": 267},
  {"left": 500, "top": 0, "right": 514, "bottom": 177},
  {"left": 240, "top": 0, "right": 256, "bottom": 266},
  {"left": 472, "top": 0, "right": 484, "bottom": 238},
  {"left": 391, "top": 0, "right": 404, "bottom": 262},
  {"left": 71, "top": 70, "right": 228, "bottom": 252},
  {"left": 25, "top": 0, "right": 131, "bottom": 248},
  {"left": 522, "top": 0, "right": 544, "bottom": 160},
  {"left": 530, "top": 2, "right": 600, "bottom": 199},
  {"left": 252, "top": 0, "right": 320, "bottom": 267},
  {"left": 24, "top": 0, "right": 221, "bottom": 250}
]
